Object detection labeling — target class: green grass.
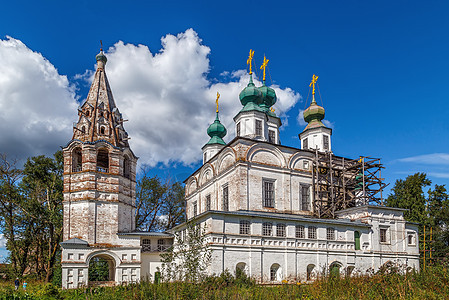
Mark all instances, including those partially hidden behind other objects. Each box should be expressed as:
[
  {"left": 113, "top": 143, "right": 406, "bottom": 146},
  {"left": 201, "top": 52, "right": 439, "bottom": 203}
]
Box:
[{"left": 0, "top": 265, "right": 447, "bottom": 299}]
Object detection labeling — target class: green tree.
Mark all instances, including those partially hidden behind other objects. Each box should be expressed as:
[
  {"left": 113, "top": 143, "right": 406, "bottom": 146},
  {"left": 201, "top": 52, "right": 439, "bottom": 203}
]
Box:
[
  {"left": 427, "top": 184, "right": 449, "bottom": 258},
  {"left": 161, "top": 220, "right": 211, "bottom": 282},
  {"left": 385, "top": 172, "right": 431, "bottom": 226},
  {"left": 135, "top": 168, "right": 185, "bottom": 232}
]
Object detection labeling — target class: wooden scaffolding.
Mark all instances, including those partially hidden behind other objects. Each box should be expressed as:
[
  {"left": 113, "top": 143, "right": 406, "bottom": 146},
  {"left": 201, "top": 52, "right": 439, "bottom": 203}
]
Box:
[{"left": 311, "top": 150, "right": 387, "bottom": 218}]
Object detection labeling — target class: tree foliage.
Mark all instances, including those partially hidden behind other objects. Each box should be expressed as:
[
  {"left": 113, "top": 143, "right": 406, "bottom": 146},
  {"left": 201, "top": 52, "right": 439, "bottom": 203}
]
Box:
[
  {"left": 0, "top": 152, "right": 63, "bottom": 281},
  {"left": 386, "top": 172, "right": 449, "bottom": 260},
  {"left": 161, "top": 220, "right": 212, "bottom": 282},
  {"left": 135, "top": 168, "right": 185, "bottom": 232}
]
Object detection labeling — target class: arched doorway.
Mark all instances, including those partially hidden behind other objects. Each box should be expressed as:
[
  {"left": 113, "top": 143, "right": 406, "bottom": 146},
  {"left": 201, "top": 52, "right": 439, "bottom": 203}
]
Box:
[
  {"left": 88, "top": 254, "right": 116, "bottom": 286},
  {"left": 270, "top": 263, "right": 282, "bottom": 282},
  {"left": 306, "top": 264, "right": 315, "bottom": 281},
  {"left": 236, "top": 262, "right": 247, "bottom": 278},
  {"left": 329, "top": 262, "right": 341, "bottom": 278}
]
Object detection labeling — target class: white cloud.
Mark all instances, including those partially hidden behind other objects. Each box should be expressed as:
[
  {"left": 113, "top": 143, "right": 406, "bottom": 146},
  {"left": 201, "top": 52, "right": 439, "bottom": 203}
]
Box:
[
  {"left": 0, "top": 234, "right": 6, "bottom": 248},
  {"left": 0, "top": 36, "right": 78, "bottom": 160},
  {"left": 398, "top": 153, "right": 449, "bottom": 165},
  {"left": 428, "top": 172, "right": 449, "bottom": 179},
  {"left": 88, "top": 29, "right": 301, "bottom": 166}
]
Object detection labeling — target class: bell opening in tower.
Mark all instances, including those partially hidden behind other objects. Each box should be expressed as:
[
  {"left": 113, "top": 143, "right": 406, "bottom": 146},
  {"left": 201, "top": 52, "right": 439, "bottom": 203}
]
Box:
[{"left": 97, "top": 148, "right": 109, "bottom": 173}]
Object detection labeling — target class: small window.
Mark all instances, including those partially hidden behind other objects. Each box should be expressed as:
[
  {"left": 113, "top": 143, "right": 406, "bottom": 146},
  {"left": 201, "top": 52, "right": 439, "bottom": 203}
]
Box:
[
  {"left": 263, "top": 179, "right": 275, "bottom": 208},
  {"left": 303, "top": 138, "right": 308, "bottom": 149},
  {"left": 222, "top": 185, "right": 229, "bottom": 211},
  {"left": 100, "top": 126, "right": 105, "bottom": 135},
  {"left": 124, "top": 155, "right": 131, "bottom": 179},
  {"left": 301, "top": 185, "right": 310, "bottom": 211},
  {"left": 296, "top": 225, "right": 305, "bottom": 239},
  {"left": 206, "top": 194, "right": 211, "bottom": 211},
  {"left": 407, "top": 232, "right": 415, "bottom": 246},
  {"left": 255, "top": 120, "right": 262, "bottom": 136},
  {"left": 326, "top": 228, "right": 335, "bottom": 240},
  {"left": 303, "top": 160, "right": 309, "bottom": 169},
  {"left": 193, "top": 201, "right": 197, "bottom": 217},
  {"left": 268, "top": 130, "right": 276, "bottom": 143},
  {"left": 276, "top": 223, "right": 286, "bottom": 237},
  {"left": 323, "top": 135, "right": 329, "bottom": 150},
  {"left": 203, "top": 152, "right": 207, "bottom": 162},
  {"left": 262, "top": 222, "right": 272, "bottom": 236},
  {"left": 86, "top": 110, "right": 90, "bottom": 117},
  {"left": 157, "top": 239, "right": 165, "bottom": 251},
  {"left": 237, "top": 122, "right": 241, "bottom": 136},
  {"left": 380, "top": 228, "right": 388, "bottom": 243},
  {"left": 96, "top": 148, "right": 109, "bottom": 172},
  {"left": 142, "top": 239, "right": 151, "bottom": 252},
  {"left": 72, "top": 147, "right": 82, "bottom": 172},
  {"left": 81, "top": 126, "right": 86, "bottom": 134},
  {"left": 270, "top": 264, "right": 280, "bottom": 281},
  {"left": 308, "top": 226, "right": 317, "bottom": 239},
  {"left": 354, "top": 231, "right": 361, "bottom": 250},
  {"left": 240, "top": 220, "right": 250, "bottom": 235}
]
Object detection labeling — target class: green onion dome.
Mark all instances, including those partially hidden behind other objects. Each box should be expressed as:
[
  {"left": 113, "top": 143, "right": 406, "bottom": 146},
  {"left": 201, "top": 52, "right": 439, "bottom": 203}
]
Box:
[
  {"left": 303, "top": 98, "right": 326, "bottom": 130},
  {"left": 206, "top": 113, "right": 227, "bottom": 145},
  {"left": 239, "top": 74, "right": 262, "bottom": 107},
  {"left": 258, "top": 81, "right": 277, "bottom": 113},
  {"left": 96, "top": 50, "right": 107, "bottom": 63}
]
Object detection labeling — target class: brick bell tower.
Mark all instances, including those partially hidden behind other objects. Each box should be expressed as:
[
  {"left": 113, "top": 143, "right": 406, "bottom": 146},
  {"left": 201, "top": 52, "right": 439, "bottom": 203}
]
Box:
[{"left": 62, "top": 48, "right": 137, "bottom": 245}]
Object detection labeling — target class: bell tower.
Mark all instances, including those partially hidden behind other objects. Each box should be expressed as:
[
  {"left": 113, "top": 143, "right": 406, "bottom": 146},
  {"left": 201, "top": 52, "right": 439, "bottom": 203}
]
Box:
[{"left": 62, "top": 49, "right": 138, "bottom": 245}]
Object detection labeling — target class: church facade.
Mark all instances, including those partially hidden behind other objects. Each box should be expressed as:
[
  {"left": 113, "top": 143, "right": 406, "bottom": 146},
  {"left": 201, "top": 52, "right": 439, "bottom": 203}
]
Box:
[{"left": 60, "top": 50, "right": 419, "bottom": 288}]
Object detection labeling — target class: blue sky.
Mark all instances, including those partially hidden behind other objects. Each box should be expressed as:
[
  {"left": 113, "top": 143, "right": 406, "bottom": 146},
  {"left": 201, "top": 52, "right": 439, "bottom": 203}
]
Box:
[{"left": 0, "top": 1, "right": 448, "bottom": 192}]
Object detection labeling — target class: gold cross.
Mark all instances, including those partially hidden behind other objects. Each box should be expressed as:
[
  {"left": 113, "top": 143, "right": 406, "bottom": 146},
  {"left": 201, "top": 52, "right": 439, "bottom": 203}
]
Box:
[
  {"left": 309, "top": 74, "right": 318, "bottom": 95},
  {"left": 247, "top": 49, "right": 254, "bottom": 75},
  {"left": 260, "top": 55, "right": 269, "bottom": 81},
  {"left": 216, "top": 92, "right": 220, "bottom": 113}
]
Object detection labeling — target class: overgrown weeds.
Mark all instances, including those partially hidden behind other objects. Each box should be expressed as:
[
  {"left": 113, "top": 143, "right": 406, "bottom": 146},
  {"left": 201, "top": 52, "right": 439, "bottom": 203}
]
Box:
[{"left": 0, "top": 265, "right": 446, "bottom": 299}]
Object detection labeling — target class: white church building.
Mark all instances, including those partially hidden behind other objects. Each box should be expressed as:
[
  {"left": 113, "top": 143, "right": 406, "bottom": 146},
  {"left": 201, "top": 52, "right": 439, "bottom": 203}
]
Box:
[{"left": 60, "top": 50, "right": 419, "bottom": 288}]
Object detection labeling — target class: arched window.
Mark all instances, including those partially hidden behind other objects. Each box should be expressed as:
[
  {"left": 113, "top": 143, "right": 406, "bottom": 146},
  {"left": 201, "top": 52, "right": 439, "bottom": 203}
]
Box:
[
  {"left": 236, "top": 262, "right": 247, "bottom": 278},
  {"left": 354, "top": 231, "right": 361, "bottom": 250},
  {"left": 96, "top": 149, "right": 109, "bottom": 172},
  {"left": 307, "top": 264, "right": 315, "bottom": 281},
  {"left": 72, "top": 147, "right": 82, "bottom": 172},
  {"left": 86, "top": 110, "right": 90, "bottom": 117},
  {"left": 330, "top": 262, "right": 341, "bottom": 278},
  {"left": 270, "top": 263, "right": 281, "bottom": 281},
  {"left": 81, "top": 126, "right": 86, "bottom": 134},
  {"left": 124, "top": 155, "right": 131, "bottom": 179},
  {"left": 346, "top": 266, "right": 355, "bottom": 277},
  {"left": 100, "top": 126, "right": 105, "bottom": 135}
]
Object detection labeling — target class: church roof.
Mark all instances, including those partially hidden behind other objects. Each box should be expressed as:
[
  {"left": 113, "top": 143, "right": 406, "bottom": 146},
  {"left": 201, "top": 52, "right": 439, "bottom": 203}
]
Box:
[
  {"left": 71, "top": 50, "right": 130, "bottom": 147},
  {"left": 60, "top": 237, "right": 89, "bottom": 248}
]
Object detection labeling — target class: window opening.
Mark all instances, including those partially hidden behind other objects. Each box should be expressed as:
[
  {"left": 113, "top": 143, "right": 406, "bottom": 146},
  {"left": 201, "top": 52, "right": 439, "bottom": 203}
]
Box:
[
  {"left": 323, "top": 135, "right": 329, "bottom": 150},
  {"left": 303, "top": 138, "right": 308, "bottom": 149},
  {"left": 354, "top": 231, "right": 361, "bottom": 250},
  {"left": 72, "top": 148, "right": 82, "bottom": 172},
  {"left": 380, "top": 228, "right": 388, "bottom": 243},
  {"left": 326, "top": 227, "right": 335, "bottom": 240},
  {"left": 206, "top": 195, "right": 211, "bottom": 211},
  {"left": 255, "top": 120, "right": 262, "bottom": 136},
  {"left": 296, "top": 225, "right": 305, "bottom": 239},
  {"left": 276, "top": 223, "right": 286, "bottom": 237},
  {"left": 157, "top": 239, "right": 165, "bottom": 251},
  {"left": 263, "top": 180, "right": 275, "bottom": 208},
  {"left": 262, "top": 222, "right": 272, "bottom": 236},
  {"left": 308, "top": 226, "right": 317, "bottom": 239},
  {"left": 240, "top": 220, "right": 250, "bottom": 235},
  {"left": 236, "top": 122, "right": 241, "bottom": 136},
  {"left": 222, "top": 185, "right": 229, "bottom": 211},
  {"left": 124, "top": 155, "right": 131, "bottom": 179},
  {"left": 96, "top": 149, "right": 109, "bottom": 172},
  {"left": 142, "top": 239, "right": 151, "bottom": 252},
  {"left": 268, "top": 130, "right": 275, "bottom": 143},
  {"left": 301, "top": 185, "right": 310, "bottom": 211}
]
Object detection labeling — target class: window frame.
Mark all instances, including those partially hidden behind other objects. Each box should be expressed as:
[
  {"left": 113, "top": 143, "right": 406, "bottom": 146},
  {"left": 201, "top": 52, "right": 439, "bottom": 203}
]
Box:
[
  {"left": 206, "top": 194, "right": 211, "bottom": 211},
  {"left": 262, "top": 222, "right": 273, "bottom": 236},
  {"left": 255, "top": 119, "right": 262, "bottom": 136},
  {"left": 296, "top": 225, "right": 305, "bottom": 239},
  {"left": 300, "top": 184, "right": 310, "bottom": 211},
  {"left": 276, "top": 223, "right": 286, "bottom": 237},
  {"left": 239, "top": 220, "right": 251, "bottom": 235},
  {"left": 193, "top": 201, "right": 197, "bottom": 217},
  {"left": 308, "top": 226, "right": 317, "bottom": 239},
  {"left": 379, "top": 227, "right": 389, "bottom": 244},
  {"left": 222, "top": 184, "right": 229, "bottom": 211},
  {"left": 263, "top": 179, "right": 275, "bottom": 208},
  {"left": 323, "top": 135, "right": 329, "bottom": 150},
  {"left": 326, "top": 227, "right": 335, "bottom": 241},
  {"left": 236, "top": 122, "right": 241, "bottom": 136},
  {"left": 268, "top": 130, "right": 276, "bottom": 143},
  {"left": 303, "top": 138, "right": 308, "bottom": 149}
]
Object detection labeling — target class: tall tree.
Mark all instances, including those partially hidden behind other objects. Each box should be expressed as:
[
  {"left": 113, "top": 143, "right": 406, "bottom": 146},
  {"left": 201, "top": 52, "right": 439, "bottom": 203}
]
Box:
[
  {"left": 385, "top": 172, "right": 431, "bottom": 226},
  {"left": 135, "top": 168, "right": 185, "bottom": 232}
]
